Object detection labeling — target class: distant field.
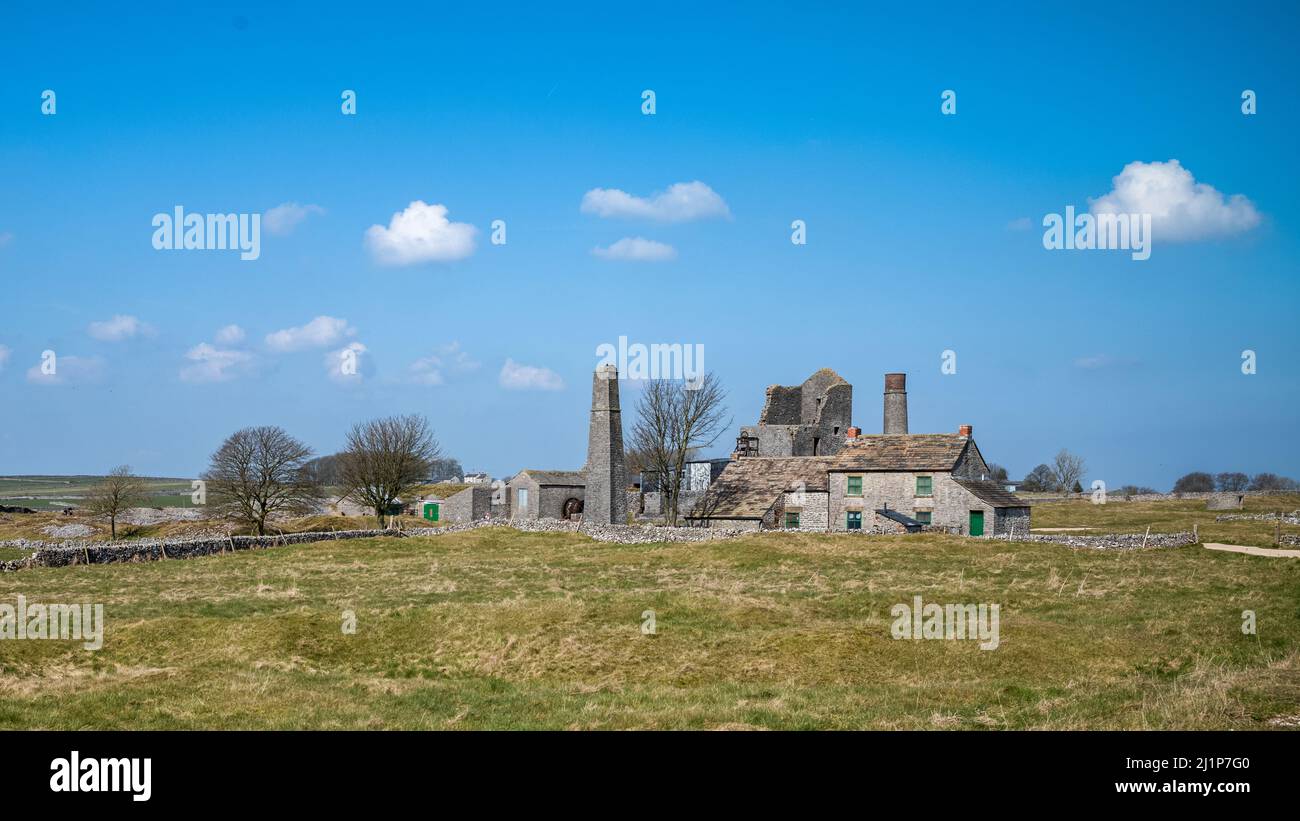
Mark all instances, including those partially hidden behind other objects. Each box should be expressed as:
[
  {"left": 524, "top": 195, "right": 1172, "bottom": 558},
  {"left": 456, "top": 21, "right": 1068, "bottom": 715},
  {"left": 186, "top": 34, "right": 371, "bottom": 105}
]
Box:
[
  {"left": 1031, "top": 493, "right": 1300, "bottom": 549},
  {"left": 0, "top": 526, "right": 1296, "bottom": 729},
  {"left": 0, "top": 475, "right": 196, "bottom": 511}
]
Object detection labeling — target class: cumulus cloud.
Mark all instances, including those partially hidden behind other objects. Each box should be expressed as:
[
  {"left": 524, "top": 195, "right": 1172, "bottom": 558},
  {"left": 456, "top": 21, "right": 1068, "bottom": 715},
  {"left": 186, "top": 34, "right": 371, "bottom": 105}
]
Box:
[
  {"left": 1089, "top": 160, "right": 1261, "bottom": 241},
  {"left": 365, "top": 200, "right": 477, "bottom": 265},
  {"left": 88, "top": 314, "right": 152, "bottom": 342},
  {"left": 27, "top": 355, "right": 105, "bottom": 386},
  {"left": 408, "top": 341, "right": 479, "bottom": 386},
  {"left": 263, "top": 202, "right": 325, "bottom": 235},
  {"left": 499, "top": 358, "right": 564, "bottom": 391},
  {"left": 580, "top": 181, "right": 730, "bottom": 222},
  {"left": 214, "top": 324, "right": 246, "bottom": 345},
  {"left": 0, "top": 344, "right": 10, "bottom": 370},
  {"left": 180, "top": 343, "right": 255, "bottom": 383},
  {"left": 325, "top": 341, "right": 368, "bottom": 384},
  {"left": 265, "top": 316, "right": 354, "bottom": 352},
  {"left": 591, "top": 237, "right": 677, "bottom": 261}
]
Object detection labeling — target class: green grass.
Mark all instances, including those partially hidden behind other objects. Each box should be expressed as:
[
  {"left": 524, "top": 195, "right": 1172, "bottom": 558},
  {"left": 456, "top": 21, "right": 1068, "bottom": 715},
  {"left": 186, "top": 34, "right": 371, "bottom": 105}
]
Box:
[{"left": 1, "top": 525, "right": 1297, "bottom": 729}]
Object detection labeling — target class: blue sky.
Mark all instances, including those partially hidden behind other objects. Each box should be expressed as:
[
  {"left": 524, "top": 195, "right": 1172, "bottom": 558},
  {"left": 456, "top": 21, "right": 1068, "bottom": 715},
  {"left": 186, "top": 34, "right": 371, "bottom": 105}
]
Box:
[{"left": 1, "top": 1, "right": 1297, "bottom": 488}]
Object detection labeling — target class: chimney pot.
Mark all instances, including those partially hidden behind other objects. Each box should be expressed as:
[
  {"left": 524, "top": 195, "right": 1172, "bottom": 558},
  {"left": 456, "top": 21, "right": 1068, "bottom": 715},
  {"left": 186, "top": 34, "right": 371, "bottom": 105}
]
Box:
[
  {"left": 846, "top": 426, "right": 861, "bottom": 440},
  {"left": 959, "top": 424, "right": 972, "bottom": 437}
]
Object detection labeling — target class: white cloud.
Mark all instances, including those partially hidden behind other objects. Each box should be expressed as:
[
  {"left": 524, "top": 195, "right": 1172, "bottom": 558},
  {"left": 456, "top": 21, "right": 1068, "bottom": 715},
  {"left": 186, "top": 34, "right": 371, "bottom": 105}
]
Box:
[
  {"left": 1089, "top": 160, "right": 1261, "bottom": 241},
  {"left": 325, "top": 341, "right": 368, "bottom": 384},
  {"left": 180, "top": 343, "right": 254, "bottom": 383},
  {"left": 27, "top": 355, "right": 105, "bottom": 386},
  {"left": 365, "top": 200, "right": 477, "bottom": 265},
  {"left": 0, "top": 345, "right": 11, "bottom": 370},
  {"left": 265, "top": 316, "right": 354, "bottom": 352},
  {"left": 591, "top": 236, "right": 677, "bottom": 261},
  {"left": 214, "top": 324, "right": 246, "bottom": 345},
  {"left": 499, "top": 358, "right": 564, "bottom": 391},
  {"left": 580, "top": 181, "right": 730, "bottom": 222},
  {"left": 264, "top": 202, "right": 325, "bottom": 235},
  {"left": 88, "top": 314, "right": 152, "bottom": 342},
  {"left": 408, "top": 341, "right": 480, "bottom": 386}
]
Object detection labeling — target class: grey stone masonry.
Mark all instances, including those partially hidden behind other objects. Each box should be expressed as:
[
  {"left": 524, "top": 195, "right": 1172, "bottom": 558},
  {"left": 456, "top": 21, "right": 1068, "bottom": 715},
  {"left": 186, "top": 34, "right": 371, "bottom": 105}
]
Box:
[{"left": 583, "top": 364, "right": 628, "bottom": 524}]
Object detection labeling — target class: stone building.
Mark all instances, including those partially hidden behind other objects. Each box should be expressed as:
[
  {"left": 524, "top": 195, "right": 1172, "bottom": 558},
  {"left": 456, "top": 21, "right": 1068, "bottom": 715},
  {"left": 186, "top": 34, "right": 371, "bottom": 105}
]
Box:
[
  {"left": 735, "top": 368, "right": 853, "bottom": 458},
  {"left": 506, "top": 469, "right": 586, "bottom": 521},
  {"left": 442, "top": 485, "right": 494, "bottom": 523},
  {"left": 689, "top": 372, "right": 1030, "bottom": 536}
]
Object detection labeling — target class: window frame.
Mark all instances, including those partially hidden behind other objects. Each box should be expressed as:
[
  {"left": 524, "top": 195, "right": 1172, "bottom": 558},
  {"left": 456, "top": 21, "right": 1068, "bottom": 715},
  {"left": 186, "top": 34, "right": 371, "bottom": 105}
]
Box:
[
  {"left": 846, "top": 475, "right": 863, "bottom": 497},
  {"left": 846, "top": 511, "right": 862, "bottom": 530},
  {"left": 915, "top": 475, "right": 933, "bottom": 497},
  {"left": 785, "top": 511, "right": 800, "bottom": 528}
]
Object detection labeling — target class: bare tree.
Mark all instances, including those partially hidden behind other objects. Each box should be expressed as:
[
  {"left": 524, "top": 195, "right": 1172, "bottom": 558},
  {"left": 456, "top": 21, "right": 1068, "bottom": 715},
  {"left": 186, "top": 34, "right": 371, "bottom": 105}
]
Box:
[
  {"left": 1051, "top": 449, "right": 1087, "bottom": 494},
  {"left": 203, "top": 426, "right": 320, "bottom": 535},
  {"left": 1215, "top": 472, "right": 1249, "bottom": 492},
  {"left": 84, "top": 465, "right": 149, "bottom": 539},
  {"left": 630, "top": 374, "right": 729, "bottom": 526},
  {"left": 339, "top": 414, "right": 439, "bottom": 527}
]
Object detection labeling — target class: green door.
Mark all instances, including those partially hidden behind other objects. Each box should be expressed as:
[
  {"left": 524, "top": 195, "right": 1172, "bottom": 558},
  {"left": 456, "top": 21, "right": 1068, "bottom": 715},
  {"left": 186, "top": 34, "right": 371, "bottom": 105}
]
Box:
[
  {"left": 969, "top": 510, "right": 984, "bottom": 536},
  {"left": 424, "top": 503, "right": 439, "bottom": 522}
]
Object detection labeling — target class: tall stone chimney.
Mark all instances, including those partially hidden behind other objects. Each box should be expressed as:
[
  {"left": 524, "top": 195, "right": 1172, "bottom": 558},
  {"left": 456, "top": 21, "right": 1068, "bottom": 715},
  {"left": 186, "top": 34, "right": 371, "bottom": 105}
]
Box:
[
  {"left": 883, "top": 372, "right": 908, "bottom": 434},
  {"left": 583, "top": 363, "right": 628, "bottom": 525}
]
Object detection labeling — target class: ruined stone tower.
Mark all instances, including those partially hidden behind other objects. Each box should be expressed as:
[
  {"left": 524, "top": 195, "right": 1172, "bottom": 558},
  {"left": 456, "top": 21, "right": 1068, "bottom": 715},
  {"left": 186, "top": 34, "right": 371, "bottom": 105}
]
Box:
[
  {"left": 883, "top": 372, "right": 908, "bottom": 434},
  {"left": 583, "top": 363, "right": 628, "bottom": 524}
]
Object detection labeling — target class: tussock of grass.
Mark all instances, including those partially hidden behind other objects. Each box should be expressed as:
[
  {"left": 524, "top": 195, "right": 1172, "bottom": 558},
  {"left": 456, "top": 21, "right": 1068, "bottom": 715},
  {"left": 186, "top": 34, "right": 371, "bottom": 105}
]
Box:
[{"left": 1, "top": 525, "right": 1297, "bottom": 729}]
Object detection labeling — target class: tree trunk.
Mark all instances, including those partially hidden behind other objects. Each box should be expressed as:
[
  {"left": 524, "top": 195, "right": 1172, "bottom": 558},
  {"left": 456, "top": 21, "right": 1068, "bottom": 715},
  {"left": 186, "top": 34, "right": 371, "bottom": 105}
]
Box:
[{"left": 110, "top": 515, "right": 116, "bottom": 540}]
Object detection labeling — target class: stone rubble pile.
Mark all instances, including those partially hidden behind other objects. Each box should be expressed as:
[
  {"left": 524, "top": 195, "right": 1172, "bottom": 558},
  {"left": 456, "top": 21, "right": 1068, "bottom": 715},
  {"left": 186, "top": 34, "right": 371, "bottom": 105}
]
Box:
[
  {"left": 1214, "top": 510, "right": 1300, "bottom": 524},
  {"left": 990, "top": 531, "right": 1197, "bottom": 550}
]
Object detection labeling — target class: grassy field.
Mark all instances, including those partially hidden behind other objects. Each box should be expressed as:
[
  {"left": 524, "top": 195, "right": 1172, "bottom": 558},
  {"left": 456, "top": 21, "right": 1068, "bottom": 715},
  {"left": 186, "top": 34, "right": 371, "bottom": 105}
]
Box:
[
  {"left": 1, "top": 519, "right": 1297, "bottom": 729},
  {"left": 1031, "top": 493, "right": 1300, "bottom": 549}
]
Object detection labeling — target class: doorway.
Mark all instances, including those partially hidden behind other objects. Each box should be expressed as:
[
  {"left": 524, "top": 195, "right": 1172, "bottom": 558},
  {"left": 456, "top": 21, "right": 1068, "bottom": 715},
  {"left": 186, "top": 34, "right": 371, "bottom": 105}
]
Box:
[{"left": 969, "top": 510, "right": 985, "bottom": 537}]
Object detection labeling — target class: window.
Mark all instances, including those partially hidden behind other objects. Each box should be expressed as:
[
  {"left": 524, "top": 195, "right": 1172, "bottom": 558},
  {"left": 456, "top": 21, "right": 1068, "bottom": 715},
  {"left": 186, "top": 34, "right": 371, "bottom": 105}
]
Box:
[
  {"left": 847, "top": 475, "right": 863, "bottom": 496},
  {"left": 846, "top": 511, "right": 862, "bottom": 530},
  {"left": 517, "top": 488, "right": 528, "bottom": 509},
  {"left": 915, "top": 511, "right": 932, "bottom": 525},
  {"left": 785, "top": 512, "right": 800, "bottom": 528},
  {"left": 916, "top": 476, "right": 933, "bottom": 497}
]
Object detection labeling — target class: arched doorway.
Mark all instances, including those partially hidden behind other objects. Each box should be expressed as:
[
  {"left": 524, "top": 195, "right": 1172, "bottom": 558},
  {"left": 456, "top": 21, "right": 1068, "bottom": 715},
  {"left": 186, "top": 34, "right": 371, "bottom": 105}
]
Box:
[{"left": 562, "top": 498, "right": 584, "bottom": 520}]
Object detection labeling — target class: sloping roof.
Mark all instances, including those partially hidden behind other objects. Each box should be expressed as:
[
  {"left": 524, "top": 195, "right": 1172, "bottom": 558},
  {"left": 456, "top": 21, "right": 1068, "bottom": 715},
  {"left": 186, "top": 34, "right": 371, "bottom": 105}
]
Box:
[
  {"left": 954, "top": 479, "right": 1029, "bottom": 508},
  {"left": 519, "top": 469, "right": 586, "bottom": 486},
  {"left": 830, "top": 434, "right": 970, "bottom": 472},
  {"left": 876, "top": 508, "right": 924, "bottom": 530},
  {"left": 689, "top": 457, "right": 832, "bottom": 519}
]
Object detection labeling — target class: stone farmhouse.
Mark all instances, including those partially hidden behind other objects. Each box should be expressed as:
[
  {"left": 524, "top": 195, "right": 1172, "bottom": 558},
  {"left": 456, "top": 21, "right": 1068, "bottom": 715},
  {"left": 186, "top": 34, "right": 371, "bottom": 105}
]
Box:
[{"left": 688, "top": 371, "right": 1030, "bottom": 536}]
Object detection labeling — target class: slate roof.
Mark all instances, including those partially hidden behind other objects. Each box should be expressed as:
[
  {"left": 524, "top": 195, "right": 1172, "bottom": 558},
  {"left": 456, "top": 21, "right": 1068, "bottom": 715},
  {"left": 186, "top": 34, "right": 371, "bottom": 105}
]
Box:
[
  {"left": 688, "top": 457, "right": 833, "bottom": 520},
  {"left": 830, "top": 434, "right": 971, "bottom": 472},
  {"left": 954, "top": 479, "right": 1029, "bottom": 508},
  {"left": 519, "top": 469, "right": 586, "bottom": 486}
]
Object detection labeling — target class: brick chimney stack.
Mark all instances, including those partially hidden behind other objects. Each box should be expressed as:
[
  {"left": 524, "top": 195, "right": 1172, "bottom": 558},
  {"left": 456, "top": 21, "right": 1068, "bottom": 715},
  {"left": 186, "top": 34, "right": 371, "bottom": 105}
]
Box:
[
  {"left": 883, "top": 373, "right": 908, "bottom": 434},
  {"left": 958, "top": 424, "right": 972, "bottom": 437},
  {"left": 846, "top": 426, "right": 861, "bottom": 441}
]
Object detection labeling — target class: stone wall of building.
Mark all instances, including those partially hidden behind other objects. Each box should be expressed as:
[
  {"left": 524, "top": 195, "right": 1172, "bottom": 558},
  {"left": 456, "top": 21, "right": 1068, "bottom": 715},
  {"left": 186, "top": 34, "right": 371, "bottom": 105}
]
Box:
[
  {"left": 772, "top": 489, "right": 829, "bottom": 530},
  {"left": 827, "top": 471, "right": 994, "bottom": 534},
  {"left": 443, "top": 486, "right": 493, "bottom": 524}
]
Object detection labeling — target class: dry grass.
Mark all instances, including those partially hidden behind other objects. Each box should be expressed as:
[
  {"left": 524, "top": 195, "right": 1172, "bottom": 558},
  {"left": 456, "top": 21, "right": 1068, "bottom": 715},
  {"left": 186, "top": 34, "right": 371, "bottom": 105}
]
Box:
[{"left": 1, "top": 525, "right": 1297, "bottom": 729}]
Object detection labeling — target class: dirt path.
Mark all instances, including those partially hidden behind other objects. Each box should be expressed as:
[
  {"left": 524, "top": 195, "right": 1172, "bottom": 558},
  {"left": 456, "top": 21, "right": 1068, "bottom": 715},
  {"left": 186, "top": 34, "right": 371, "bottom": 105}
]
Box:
[{"left": 1203, "top": 542, "right": 1300, "bottom": 559}]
